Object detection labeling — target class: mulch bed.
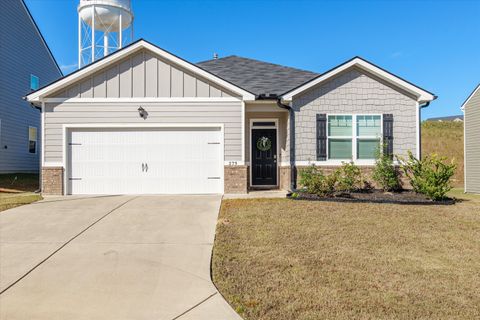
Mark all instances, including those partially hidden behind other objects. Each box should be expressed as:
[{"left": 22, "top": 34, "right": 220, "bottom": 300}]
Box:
[{"left": 288, "top": 190, "right": 455, "bottom": 205}]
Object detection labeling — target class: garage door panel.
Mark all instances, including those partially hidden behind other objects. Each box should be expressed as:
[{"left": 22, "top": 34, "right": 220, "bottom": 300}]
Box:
[{"left": 68, "top": 128, "right": 223, "bottom": 195}]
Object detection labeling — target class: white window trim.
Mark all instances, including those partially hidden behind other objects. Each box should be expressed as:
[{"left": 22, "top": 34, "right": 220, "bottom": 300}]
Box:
[
  {"left": 28, "top": 126, "right": 38, "bottom": 154},
  {"left": 326, "top": 114, "right": 383, "bottom": 164},
  {"left": 249, "top": 118, "right": 279, "bottom": 188}
]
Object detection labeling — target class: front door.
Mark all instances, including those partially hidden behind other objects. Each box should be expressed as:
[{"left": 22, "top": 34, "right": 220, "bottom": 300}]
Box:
[{"left": 251, "top": 128, "right": 277, "bottom": 186}]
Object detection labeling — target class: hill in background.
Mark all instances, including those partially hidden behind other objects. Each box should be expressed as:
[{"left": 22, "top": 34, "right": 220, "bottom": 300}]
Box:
[{"left": 421, "top": 121, "right": 464, "bottom": 187}]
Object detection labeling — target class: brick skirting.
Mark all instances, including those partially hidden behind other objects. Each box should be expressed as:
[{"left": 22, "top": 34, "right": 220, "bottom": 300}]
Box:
[
  {"left": 279, "top": 166, "right": 291, "bottom": 191},
  {"left": 224, "top": 165, "right": 248, "bottom": 194},
  {"left": 42, "top": 167, "right": 64, "bottom": 195}
]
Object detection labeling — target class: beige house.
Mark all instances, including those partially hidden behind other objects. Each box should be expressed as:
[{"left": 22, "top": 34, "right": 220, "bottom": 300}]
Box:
[
  {"left": 26, "top": 39, "right": 436, "bottom": 195},
  {"left": 461, "top": 84, "right": 480, "bottom": 193}
]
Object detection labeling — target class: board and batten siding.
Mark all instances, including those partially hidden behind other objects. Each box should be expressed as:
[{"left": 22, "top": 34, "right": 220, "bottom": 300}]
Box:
[
  {"left": 464, "top": 89, "right": 480, "bottom": 193},
  {"left": 0, "top": 0, "right": 62, "bottom": 172},
  {"left": 51, "top": 50, "right": 238, "bottom": 99},
  {"left": 292, "top": 68, "right": 418, "bottom": 162},
  {"left": 43, "top": 101, "right": 242, "bottom": 163}
]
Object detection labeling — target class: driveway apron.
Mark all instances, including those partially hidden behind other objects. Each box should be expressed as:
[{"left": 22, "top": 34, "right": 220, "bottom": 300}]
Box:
[{"left": 0, "top": 195, "right": 241, "bottom": 320}]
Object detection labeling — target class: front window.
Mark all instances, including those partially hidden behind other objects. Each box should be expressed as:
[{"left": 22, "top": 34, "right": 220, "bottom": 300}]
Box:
[
  {"left": 327, "top": 114, "right": 381, "bottom": 161},
  {"left": 356, "top": 115, "right": 381, "bottom": 159},
  {"left": 28, "top": 126, "right": 37, "bottom": 154},
  {"left": 328, "top": 115, "right": 352, "bottom": 159}
]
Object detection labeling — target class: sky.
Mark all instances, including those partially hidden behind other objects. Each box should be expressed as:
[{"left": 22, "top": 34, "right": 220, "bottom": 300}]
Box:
[{"left": 25, "top": 0, "right": 480, "bottom": 119}]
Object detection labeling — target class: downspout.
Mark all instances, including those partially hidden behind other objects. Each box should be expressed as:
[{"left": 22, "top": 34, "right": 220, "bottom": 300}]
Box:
[
  {"left": 276, "top": 98, "right": 296, "bottom": 191},
  {"left": 418, "top": 101, "right": 431, "bottom": 159}
]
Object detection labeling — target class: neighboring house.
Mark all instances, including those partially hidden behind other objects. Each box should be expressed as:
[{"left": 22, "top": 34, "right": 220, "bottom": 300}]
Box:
[
  {"left": 461, "top": 84, "right": 480, "bottom": 194},
  {"left": 0, "top": 0, "right": 62, "bottom": 173},
  {"left": 426, "top": 115, "right": 464, "bottom": 122},
  {"left": 26, "top": 39, "right": 436, "bottom": 195}
]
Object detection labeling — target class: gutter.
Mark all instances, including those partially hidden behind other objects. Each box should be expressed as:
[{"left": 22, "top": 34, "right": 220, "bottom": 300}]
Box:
[
  {"left": 275, "top": 97, "right": 297, "bottom": 191},
  {"left": 257, "top": 94, "right": 297, "bottom": 191}
]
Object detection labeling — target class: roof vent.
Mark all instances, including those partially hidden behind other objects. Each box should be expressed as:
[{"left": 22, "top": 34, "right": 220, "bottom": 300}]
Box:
[{"left": 213, "top": 53, "right": 218, "bottom": 60}]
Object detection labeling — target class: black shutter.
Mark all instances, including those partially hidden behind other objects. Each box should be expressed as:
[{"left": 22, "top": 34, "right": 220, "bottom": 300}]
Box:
[
  {"left": 383, "top": 114, "right": 394, "bottom": 157},
  {"left": 316, "top": 114, "right": 327, "bottom": 161}
]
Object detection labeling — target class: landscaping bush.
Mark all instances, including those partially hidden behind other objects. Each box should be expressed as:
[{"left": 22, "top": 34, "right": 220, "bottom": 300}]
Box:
[
  {"left": 399, "top": 151, "right": 456, "bottom": 201},
  {"left": 372, "top": 149, "right": 402, "bottom": 192},
  {"left": 298, "top": 165, "right": 337, "bottom": 196},
  {"left": 336, "top": 162, "right": 363, "bottom": 192}
]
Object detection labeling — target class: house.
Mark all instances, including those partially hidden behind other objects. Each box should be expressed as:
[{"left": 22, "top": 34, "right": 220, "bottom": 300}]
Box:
[
  {"left": 426, "top": 115, "right": 464, "bottom": 122},
  {"left": 0, "top": 0, "right": 62, "bottom": 173},
  {"left": 26, "top": 39, "right": 436, "bottom": 195},
  {"left": 461, "top": 84, "right": 480, "bottom": 194}
]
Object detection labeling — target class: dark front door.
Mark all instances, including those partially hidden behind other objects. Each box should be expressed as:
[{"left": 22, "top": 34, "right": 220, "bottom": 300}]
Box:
[{"left": 251, "top": 128, "right": 277, "bottom": 186}]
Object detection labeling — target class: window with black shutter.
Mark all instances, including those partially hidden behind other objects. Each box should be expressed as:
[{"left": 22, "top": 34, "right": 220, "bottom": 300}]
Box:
[
  {"left": 316, "top": 114, "right": 327, "bottom": 161},
  {"left": 383, "top": 114, "right": 394, "bottom": 157}
]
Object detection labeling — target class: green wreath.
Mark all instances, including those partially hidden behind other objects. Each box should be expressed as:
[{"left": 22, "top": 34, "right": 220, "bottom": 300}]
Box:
[{"left": 256, "top": 136, "right": 272, "bottom": 152}]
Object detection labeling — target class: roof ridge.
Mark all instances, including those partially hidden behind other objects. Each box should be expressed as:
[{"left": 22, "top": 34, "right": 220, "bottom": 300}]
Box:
[{"left": 198, "top": 55, "right": 319, "bottom": 75}]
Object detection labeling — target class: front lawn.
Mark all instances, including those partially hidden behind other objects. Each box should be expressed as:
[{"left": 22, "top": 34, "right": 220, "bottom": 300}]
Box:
[
  {"left": 0, "top": 193, "right": 43, "bottom": 212},
  {"left": 213, "top": 198, "right": 480, "bottom": 320}
]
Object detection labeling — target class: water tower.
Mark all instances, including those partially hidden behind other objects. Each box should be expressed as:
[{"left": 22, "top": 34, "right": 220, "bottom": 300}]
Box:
[{"left": 78, "top": 0, "right": 134, "bottom": 68}]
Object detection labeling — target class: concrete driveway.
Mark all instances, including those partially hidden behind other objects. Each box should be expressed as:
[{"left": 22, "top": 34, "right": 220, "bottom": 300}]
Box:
[{"left": 0, "top": 195, "right": 241, "bottom": 320}]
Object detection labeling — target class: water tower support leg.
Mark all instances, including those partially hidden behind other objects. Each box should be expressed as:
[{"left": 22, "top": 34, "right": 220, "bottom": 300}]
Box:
[
  {"left": 104, "top": 33, "right": 109, "bottom": 56},
  {"left": 78, "top": 15, "right": 81, "bottom": 68},
  {"left": 119, "top": 14, "right": 122, "bottom": 48},
  {"left": 91, "top": 5, "right": 95, "bottom": 63}
]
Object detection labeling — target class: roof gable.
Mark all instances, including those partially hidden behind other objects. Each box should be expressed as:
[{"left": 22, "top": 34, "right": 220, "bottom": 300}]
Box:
[
  {"left": 197, "top": 56, "right": 318, "bottom": 96},
  {"left": 461, "top": 84, "right": 480, "bottom": 110},
  {"left": 26, "top": 40, "right": 255, "bottom": 102},
  {"left": 281, "top": 57, "right": 436, "bottom": 103}
]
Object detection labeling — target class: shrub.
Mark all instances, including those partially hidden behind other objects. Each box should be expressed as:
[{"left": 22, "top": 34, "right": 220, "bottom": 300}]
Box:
[
  {"left": 372, "top": 149, "right": 402, "bottom": 192},
  {"left": 399, "top": 151, "right": 456, "bottom": 201},
  {"left": 298, "top": 165, "right": 337, "bottom": 196},
  {"left": 336, "top": 162, "right": 363, "bottom": 192}
]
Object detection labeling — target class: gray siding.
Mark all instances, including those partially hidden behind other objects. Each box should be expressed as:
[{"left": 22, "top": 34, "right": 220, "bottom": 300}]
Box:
[
  {"left": 464, "top": 89, "right": 480, "bottom": 193},
  {"left": 44, "top": 101, "right": 242, "bottom": 163},
  {"left": 51, "top": 50, "right": 238, "bottom": 99},
  {"left": 292, "top": 68, "right": 417, "bottom": 162},
  {"left": 0, "top": 0, "right": 62, "bottom": 172}
]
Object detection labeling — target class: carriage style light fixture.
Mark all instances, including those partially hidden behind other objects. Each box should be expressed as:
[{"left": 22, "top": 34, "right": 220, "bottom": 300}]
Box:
[{"left": 138, "top": 106, "right": 148, "bottom": 120}]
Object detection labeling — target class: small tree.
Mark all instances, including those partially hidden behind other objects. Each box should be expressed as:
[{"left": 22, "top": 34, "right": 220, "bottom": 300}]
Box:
[
  {"left": 372, "top": 147, "right": 402, "bottom": 192},
  {"left": 400, "top": 151, "right": 456, "bottom": 201}
]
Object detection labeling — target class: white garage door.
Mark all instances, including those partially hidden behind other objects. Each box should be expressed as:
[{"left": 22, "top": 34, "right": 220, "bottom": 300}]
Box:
[{"left": 68, "top": 127, "right": 223, "bottom": 195}]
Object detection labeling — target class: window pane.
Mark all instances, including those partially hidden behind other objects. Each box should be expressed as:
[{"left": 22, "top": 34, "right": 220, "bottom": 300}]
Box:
[
  {"left": 30, "top": 75, "right": 39, "bottom": 90},
  {"left": 357, "top": 115, "right": 381, "bottom": 137},
  {"left": 328, "top": 115, "right": 352, "bottom": 136},
  {"left": 28, "top": 127, "right": 37, "bottom": 153},
  {"left": 329, "top": 139, "right": 352, "bottom": 159},
  {"left": 29, "top": 127, "right": 37, "bottom": 141},
  {"left": 357, "top": 139, "right": 380, "bottom": 159},
  {"left": 29, "top": 141, "right": 36, "bottom": 154}
]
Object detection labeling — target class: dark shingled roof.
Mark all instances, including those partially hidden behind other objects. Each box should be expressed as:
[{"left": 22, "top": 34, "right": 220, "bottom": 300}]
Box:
[
  {"left": 197, "top": 55, "right": 319, "bottom": 96},
  {"left": 426, "top": 115, "right": 464, "bottom": 122}
]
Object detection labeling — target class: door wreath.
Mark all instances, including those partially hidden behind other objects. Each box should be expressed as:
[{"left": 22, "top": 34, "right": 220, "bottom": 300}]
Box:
[{"left": 256, "top": 136, "right": 272, "bottom": 151}]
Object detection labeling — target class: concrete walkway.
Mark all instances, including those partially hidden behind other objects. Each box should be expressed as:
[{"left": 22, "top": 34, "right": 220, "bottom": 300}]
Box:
[{"left": 0, "top": 195, "right": 241, "bottom": 320}]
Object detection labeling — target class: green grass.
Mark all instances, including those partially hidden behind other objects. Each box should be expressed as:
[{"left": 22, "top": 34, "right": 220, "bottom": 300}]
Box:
[
  {"left": 0, "top": 173, "right": 39, "bottom": 192},
  {"left": 213, "top": 199, "right": 480, "bottom": 320},
  {"left": 448, "top": 187, "right": 480, "bottom": 202},
  {"left": 422, "top": 121, "right": 463, "bottom": 187},
  {"left": 0, "top": 193, "right": 42, "bottom": 212}
]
